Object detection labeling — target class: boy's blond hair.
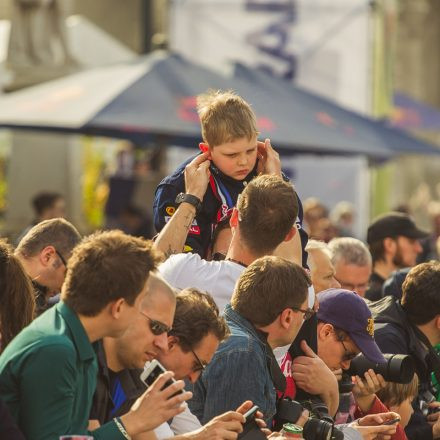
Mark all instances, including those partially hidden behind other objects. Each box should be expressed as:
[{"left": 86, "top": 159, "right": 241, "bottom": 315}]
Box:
[
  {"left": 376, "top": 373, "right": 419, "bottom": 407},
  {"left": 197, "top": 90, "right": 258, "bottom": 147}
]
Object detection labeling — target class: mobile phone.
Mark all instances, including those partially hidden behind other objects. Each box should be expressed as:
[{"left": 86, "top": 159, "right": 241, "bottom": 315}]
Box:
[
  {"left": 243, "top": 405, "right": 259, "bottom": 421},
  {"left": 140, "top": 359, "right": 183, "bottom": 397},
  {"left": 238, "top": 406, "right": 266, "bottom": 440},
  {"left": 382, "top": 418, "right": 400, "bottom": 425}
]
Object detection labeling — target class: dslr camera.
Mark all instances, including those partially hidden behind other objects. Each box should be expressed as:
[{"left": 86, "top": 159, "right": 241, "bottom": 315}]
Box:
[
  {"left": 346, "top": 353, "right": 415, "bottom": 384},
  {"left": 275, "top": 398, "right": 343, "bottom": 440}
]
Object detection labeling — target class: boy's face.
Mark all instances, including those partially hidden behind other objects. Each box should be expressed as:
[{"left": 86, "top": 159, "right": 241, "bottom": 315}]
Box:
[
  {"left": 389, "top": 397, "right": 414, "bottom": 429},
  {"left": 207, "top": 135, "right": 258, "bottom": 180}
]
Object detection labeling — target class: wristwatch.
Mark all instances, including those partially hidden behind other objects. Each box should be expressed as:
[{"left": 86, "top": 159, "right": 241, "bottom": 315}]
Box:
[{"left": 175, "top": 193, "right": 202, "bottom": 213}]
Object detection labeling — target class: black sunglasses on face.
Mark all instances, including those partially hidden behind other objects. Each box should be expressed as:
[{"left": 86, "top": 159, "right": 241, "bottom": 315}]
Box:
[
  {"left": 54, "top": 248, "right": 67, "bottom": 267},
  {"left": 139, "top": 311, "right": 171, "bottom": 335},
  {"left": 336, "top": 332, "right": 358, "bottom": 361}
]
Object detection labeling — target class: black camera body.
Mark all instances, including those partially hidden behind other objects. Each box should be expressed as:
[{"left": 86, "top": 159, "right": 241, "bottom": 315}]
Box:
[
  {"left": 275, "top": 398, "right": 343, "bottom": 440},
  {"left": 346, "top": 353, "right": 415, "bottom": 384}
]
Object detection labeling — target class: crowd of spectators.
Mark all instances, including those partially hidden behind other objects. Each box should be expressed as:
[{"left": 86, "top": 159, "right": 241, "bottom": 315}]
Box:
[{"left": 1, "top": 90, "right": 440, "bottom": 440}]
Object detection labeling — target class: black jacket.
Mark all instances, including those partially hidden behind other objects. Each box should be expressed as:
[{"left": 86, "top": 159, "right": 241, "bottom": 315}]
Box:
[
  {"left": 153, "top": 154, "right": 308, "bottom": 266},
  {"left": 90, "top": 341, "right": 146, "bottom": 424},
  {"left": 370, "top": 296, "right": 435, "bottom": 440}
]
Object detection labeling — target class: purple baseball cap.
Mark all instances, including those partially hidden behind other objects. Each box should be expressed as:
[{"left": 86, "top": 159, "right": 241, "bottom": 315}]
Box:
[{"left": 317, "top": 288, "right": 386, "bottom": 364}]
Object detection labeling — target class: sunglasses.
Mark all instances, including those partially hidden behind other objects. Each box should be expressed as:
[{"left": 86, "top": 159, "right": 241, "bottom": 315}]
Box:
[
  {"left": 54, "top": 248, "right": 67, "bottom": 267},
  {"left": 139, "top": 311, "right": 171, "bottom": 335},
  {"left": 291, "top": 306, "right": 315, "bottom": 321},
  {"left": 336, "top": 333, "right": 358, "bottom": 361}
]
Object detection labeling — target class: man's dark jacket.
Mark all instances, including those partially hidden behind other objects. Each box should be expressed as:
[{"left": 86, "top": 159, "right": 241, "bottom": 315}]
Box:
[
  {"left": 370, "top": 296, "right": 436, "bottom": 440},
  {"left": 90, "top": 341, "right": 146, "bottom": 424}
]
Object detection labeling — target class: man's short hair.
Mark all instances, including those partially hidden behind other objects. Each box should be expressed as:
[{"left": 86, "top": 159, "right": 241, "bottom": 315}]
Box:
[
  {"left": 62, "top": 230, "right": 162, "bottom": 316},
  {"left": 231, "top": 256, "right": 310, "bottom": 327},
  {"left": 169, "top": 288, "right": 229, "bottom": 352},
  {"left": 401, "top": 261, "right": 440, "bottom": 325},
  {"left": 328, "top": 237, "right": 372, "bottom": 267},
  {"left": 32, "top": 192, "right": 63, "bottom": 216},
  {"left": 197, "top": 89, "right": 257, "bottom": 147},
  {"left": 16, "top": 218, "right": 81, "bottom": 260},
  {"left": 305, "top": 240, "right": 331, "bottom": 272},
  {"left": 237, "top": 175, "right": 298, "bottom": 255},
  {"left": 376, "top": 373, "right": 419, "bottom": 407}
]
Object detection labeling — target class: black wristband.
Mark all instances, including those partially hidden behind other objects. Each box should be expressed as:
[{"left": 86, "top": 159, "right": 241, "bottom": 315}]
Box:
[{"left": 175, "top": 193, "right": 202, "bottom": 213}]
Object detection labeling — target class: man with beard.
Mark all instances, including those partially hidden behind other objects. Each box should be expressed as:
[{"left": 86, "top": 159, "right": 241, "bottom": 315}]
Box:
[
  {"left": 15, "top": 218, "right": 81, "bottom": 315},
  {"left": 365, "top": 212, "right": 428, "bottom": 301}
]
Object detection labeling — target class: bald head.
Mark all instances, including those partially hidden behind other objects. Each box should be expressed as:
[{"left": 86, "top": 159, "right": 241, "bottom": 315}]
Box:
[{"left": 142, "top": 272, "right": 176, "bottom": 309}]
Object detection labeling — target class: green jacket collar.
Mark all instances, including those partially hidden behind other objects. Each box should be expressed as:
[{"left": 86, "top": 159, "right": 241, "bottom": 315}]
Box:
[{"left": 57, "top": 301, "right": 95, "bottom": 362}]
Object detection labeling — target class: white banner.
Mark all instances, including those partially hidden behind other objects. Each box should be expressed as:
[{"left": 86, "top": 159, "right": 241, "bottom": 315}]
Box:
[{"left": 170, "top": 0, "right": 371, "bottom": 113}]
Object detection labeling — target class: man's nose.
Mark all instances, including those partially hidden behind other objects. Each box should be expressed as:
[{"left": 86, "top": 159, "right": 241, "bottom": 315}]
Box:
[
  {"left": 340, "top": 359, "right": 351, "bottom": 370},
  {"left": 331, "top": 277, "right": 341, "bottom": 289},
  {"left": 154, "top": 332, "right": 169, "bottom": 352},
  {"left": 187, "top": 370, "right": 202, "bottom": 384}
]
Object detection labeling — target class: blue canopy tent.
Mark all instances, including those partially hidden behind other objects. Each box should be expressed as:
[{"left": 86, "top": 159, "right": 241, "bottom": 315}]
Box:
[{"left": 0, "top": 52, "right": 438, "bottom": 160}]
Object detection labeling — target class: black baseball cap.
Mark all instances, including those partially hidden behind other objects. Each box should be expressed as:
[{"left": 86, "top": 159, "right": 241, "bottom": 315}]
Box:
[{"left": 367, "top": 212, "right": 429, "bottom": 245}]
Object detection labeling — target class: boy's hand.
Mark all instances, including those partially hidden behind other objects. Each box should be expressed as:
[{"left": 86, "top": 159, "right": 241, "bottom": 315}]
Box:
[
  {"left": 184, "top": 152, "right": 211, "bottom": 200},
  {"left": 257, "top": 139, "right": 282, "bottom": 177}
]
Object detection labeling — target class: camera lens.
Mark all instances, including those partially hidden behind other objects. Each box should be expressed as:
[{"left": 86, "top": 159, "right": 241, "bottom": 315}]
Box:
[
  {"left": 303, "top": 418, "right": 333, "bottom": 440},
  {"left": 347, "top": 353, "right": 415, "bottom": 383}
]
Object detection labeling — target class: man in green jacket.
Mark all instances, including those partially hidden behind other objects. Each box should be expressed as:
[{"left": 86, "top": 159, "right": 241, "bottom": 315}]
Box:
[{"left": 0, "top": 230, "right": 192, "bottom": 440}]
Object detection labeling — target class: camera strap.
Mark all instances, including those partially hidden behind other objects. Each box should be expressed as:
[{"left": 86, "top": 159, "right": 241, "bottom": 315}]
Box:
[{"left": 255, "top": 329, "right": 287, "bottom": 394}]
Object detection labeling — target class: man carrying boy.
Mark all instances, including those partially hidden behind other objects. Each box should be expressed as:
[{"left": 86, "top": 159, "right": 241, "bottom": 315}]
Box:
[{"left": 153, "top": 90, "right": 308, "bottom": 265}]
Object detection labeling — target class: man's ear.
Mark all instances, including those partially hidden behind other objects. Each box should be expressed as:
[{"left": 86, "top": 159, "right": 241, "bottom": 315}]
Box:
[
  {"left": 279, "top": 308, "right": 293, "bottom": 329},
  {"left": 284, "top": 226, "right": 297, "bottom": 243},
  {"left": 383, "top": 237, "right": 397, "bottom": 255},
  {"left": 39, "top": 246, "right": 56, "bottom": 267},
  {"left": 167, "top": 335, "right": 178, "bottom": 350},
  {"left": 109, "top": 298, "right": 126, "bottom": 319},
  {"left": 317, "top": 323, "right": 334, "bottom": 341},
  {"left": 435, "top": 315, "right": 440, "bottom": 330}
]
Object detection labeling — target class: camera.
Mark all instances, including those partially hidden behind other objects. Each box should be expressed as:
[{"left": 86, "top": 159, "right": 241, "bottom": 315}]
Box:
[
  {"left": 346, "top": 353, "right": 415, "bottom": 384},
  {"left": 140, "top": 359, "right": 183, "bottom": 397},
  {"left": 275, "top": 398, "right": 343, "bottom": 440},
  {"left": 238, "top": 405, "right": 266, "bottom": 440},
  {"left": 420, "top": 391, "right": 440, "bottom": 417}
]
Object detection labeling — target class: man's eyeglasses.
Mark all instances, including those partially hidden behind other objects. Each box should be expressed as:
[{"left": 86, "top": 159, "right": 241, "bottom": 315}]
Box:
[
  {"left": 190, "top": 348, "right": 207, "bottom": 372},
  {"left": 291, "top": 306, "right": 315, "bottom": 321},
  {"left": 54, "top": 248, "right": 67, "bottom": 267},
  {"left": 139, "top": 311, "right": 172, "bottom": 335},
  {"left": 336, "top": 333, "right": 358, "bottom": 361}
]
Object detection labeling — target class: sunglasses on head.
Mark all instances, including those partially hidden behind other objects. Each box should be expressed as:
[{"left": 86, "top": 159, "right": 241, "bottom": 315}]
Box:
[{"left": 139, "top": 310, "right": 171, "bottom": 335}]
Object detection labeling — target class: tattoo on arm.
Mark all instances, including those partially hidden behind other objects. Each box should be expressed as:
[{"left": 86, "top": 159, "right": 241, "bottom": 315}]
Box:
[{"left": 163, "top": 211, "right": 195, "bottom": 258}]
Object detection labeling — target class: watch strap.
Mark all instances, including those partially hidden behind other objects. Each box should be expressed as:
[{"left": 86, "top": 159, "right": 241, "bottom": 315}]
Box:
[{"left": 175, "top": 193, "right": 202, "bottom": 212}]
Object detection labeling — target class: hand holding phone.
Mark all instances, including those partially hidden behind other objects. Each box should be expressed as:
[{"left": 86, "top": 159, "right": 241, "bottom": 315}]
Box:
[
  {"left": 238, "top": 405, "right": 266, "bottom": 439},
  {"left": 382, "top": 417, "right": 400, "bottom": 425},
  {"left": 140, "top": 359, "right": 184, "bottom": 398}
]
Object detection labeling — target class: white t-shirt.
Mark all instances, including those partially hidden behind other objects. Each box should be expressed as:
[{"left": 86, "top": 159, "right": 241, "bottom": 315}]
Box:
[
  {"left": 154, "top": 403, "right": 202, "bottom": 439},
  {"left": 158, "top": 253, "right": 245, "bottom": 312}
]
